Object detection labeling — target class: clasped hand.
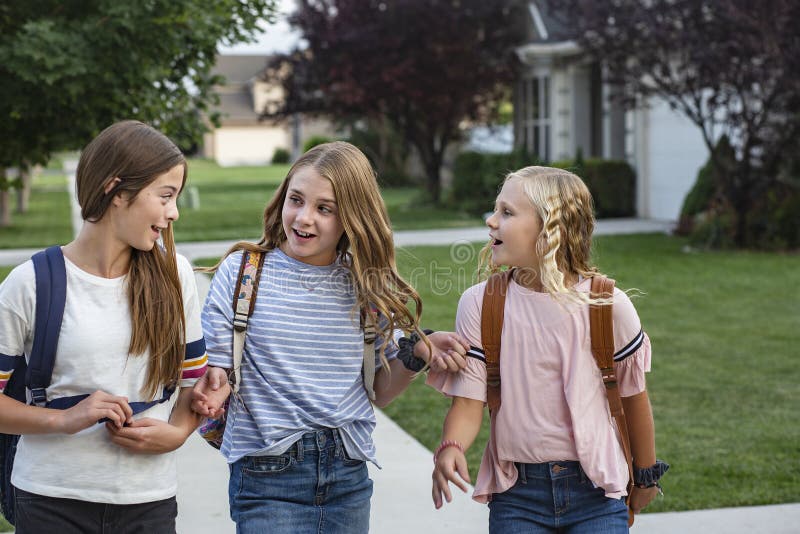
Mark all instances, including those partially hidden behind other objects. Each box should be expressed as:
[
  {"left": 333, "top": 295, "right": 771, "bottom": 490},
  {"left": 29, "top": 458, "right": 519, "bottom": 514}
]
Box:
[
  {"left": 416, "top": 331, "right": 470, "bottom": 373},
  {"left": 191, "top": 366, "right": 231, "bottom": 418}
]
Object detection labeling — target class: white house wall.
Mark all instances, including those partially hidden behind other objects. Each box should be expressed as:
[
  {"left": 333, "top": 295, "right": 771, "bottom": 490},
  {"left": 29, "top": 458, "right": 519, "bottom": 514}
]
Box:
[
  {"left": 638, "top": 98, "right": 709, "bottom": 220},
  {"left": 212, "top": 126, "right": 290, "bottom": 167}
]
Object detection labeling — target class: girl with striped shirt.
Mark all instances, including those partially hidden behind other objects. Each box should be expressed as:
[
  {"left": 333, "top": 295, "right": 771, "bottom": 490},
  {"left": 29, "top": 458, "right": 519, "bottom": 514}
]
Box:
[
  {"left": 428, "top": 167, "right": 667, "bottom": 533},
  {"left": 0, "top": 121, "right": 207, "bottom": 533},
  {"left": 193, "top": 141, "right": 469, "bottom": 534}
]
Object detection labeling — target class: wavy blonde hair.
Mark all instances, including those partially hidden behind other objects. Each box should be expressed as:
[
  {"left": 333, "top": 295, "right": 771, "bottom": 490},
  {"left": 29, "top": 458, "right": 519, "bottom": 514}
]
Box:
[
  {"left": 77, "top": 120, "right": 187, "bottom": 399},
  {"left": 208, "top": 141, "right": 424, "bottom": 367},
  {"left": 479, "top": 166, "right": 612, "bottom": 305}
]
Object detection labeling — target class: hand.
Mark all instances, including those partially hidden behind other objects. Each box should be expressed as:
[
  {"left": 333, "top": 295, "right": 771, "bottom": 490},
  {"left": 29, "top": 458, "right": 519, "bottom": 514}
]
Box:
[
  {"left": 416, "top": 331, "right": 469, "bottom": 373},
  {"left": 431, "top": 446, "right": 471, "bottom": 509},
  {"left": 629, "top": 484, "right": 660, "bottom": 514},
  {"left": 58, "top": 390, "right": 133, "bottom": 434},
  {"left": 191, "top": 367, "right": 231, "bottom": 418},
  {"left": 106, "top": 417, "right": 187, "bottom": 454}
]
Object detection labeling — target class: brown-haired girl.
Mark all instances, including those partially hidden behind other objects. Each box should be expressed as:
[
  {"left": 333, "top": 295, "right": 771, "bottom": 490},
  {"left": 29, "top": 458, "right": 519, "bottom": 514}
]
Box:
[
  {"left": 0, "top": 120, "right": 207, "bottom": 533},
  {"left": 192, "top": 141, "right": 469, "bottom": 534},
  {"left": 428, "top": 166, "right": 667, "bottom": 533}
]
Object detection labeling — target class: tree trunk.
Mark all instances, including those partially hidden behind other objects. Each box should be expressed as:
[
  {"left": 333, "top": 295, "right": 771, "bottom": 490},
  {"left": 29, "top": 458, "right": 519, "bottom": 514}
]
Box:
[
  {"left": 16, "top": 166, "right": 32, "bottom": 214},
  {"left": 0, "top": 189, "right": 10, "bottom": 228}
]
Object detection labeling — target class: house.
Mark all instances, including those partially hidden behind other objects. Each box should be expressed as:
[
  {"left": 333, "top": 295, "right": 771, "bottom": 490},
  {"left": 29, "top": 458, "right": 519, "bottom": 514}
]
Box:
[
  {"left": 201, "top": 55, "right": 335, "bottom": 167},
  {"left": 513, "top": 2, "right": 710, "bottom": 221}
]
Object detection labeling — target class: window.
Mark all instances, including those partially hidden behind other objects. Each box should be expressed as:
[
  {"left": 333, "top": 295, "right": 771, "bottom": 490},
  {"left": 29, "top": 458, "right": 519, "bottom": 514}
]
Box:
[{"left": 520, "top": 75, "right": 551, "bottom": 161}]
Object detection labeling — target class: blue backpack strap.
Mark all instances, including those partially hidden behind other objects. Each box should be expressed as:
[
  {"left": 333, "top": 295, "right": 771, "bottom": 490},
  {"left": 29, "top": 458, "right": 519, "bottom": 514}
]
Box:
[
  {"left": 47, "top": 385, "right": 176, "bottom": 421},
  {"left": 27, "top": 246, "right": 67, "bottom": 407}
]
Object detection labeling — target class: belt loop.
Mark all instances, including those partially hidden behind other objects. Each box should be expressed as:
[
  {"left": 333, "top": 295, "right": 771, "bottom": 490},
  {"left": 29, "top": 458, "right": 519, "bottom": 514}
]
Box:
[
  {"left": 516, "top": 463, "right": 527, "bottom": 484},
  {"left": 296, "top": 435, "right": 305, "bottom": 462}
]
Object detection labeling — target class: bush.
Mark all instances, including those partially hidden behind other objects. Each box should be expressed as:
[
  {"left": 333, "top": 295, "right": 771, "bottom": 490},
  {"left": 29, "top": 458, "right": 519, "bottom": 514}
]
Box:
[
  {"left": 302, "top": 135, "right": 331, "bottom": 153},
  {"left": 553, "top": 158, "right": 636, "bottom": 218},
  {"left": 677, "top": 136, "right": 733, "bottom": 235},
  {"left": 271, "top": 147, "right": 290, "bottom": 164},
  {"left": 450, "top": 149, "right": 538, "bottom": 216}
]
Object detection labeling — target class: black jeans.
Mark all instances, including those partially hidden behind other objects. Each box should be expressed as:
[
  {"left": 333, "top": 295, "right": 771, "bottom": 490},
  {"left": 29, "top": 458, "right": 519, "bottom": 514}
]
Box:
[{"left": 13, "top": 487, "right": 177, "bottom": 534}]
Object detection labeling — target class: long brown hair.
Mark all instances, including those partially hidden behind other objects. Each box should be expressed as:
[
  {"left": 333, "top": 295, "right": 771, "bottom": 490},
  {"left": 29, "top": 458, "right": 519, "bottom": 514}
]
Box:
[
  {"left": 77, "top": 120, "right": 187, "bottom": 399},
  {"left": 209, "top": 141, "right": 424, "bottom": 366}
]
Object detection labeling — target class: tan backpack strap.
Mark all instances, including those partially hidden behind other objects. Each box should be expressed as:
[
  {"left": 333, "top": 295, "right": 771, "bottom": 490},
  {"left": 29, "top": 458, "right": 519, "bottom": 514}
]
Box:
[
  {"left": 590, "top": 276, "right": 634, "bottom": 526},
  {"left": 481, "top": 270, "right": 512, "bottom": 412},
  {"left": 361, "top": 307, "right": 378, "bottom": 402},
  {"left": 231, "top": 250, "right": 265, "bottom": 394}
]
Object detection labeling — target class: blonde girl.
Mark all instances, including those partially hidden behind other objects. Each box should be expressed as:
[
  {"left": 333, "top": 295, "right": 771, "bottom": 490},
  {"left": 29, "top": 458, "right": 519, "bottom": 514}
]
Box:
[
  {"left": 0, "top": 120, "right": 208, "bottom": 533},
  {"left": 428, "top": 166, "right": 667, "bottom": 533},
  {"left": 192, "top": 141, "right": 468, "bottom": 534}
]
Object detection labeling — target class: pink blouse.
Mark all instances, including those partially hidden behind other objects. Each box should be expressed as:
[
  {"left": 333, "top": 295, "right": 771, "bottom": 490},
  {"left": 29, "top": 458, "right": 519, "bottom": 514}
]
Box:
[{"left": 427, "top": 277, "right": 652, "bottom": 503}]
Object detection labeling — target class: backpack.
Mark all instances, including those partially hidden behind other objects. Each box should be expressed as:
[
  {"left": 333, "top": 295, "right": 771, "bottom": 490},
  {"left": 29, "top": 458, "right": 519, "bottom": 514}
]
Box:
[
  {"left": 197, "top": 250, "right": 378, "bottom": 449},
  {"left": 0, "top": 246, "right": 176, "bottom": 525},
  {"left": 480, "top": 271, "right": 635, "bottom": 526}
]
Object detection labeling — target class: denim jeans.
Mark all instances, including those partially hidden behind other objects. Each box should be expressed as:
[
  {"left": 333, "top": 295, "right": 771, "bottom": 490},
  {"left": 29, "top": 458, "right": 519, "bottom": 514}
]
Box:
[
  {"left": 488, "top": 461, "right": 629, "bottom": 534},
  {"left": 229, "top": 428, "right": 373, "bottom": 534}
]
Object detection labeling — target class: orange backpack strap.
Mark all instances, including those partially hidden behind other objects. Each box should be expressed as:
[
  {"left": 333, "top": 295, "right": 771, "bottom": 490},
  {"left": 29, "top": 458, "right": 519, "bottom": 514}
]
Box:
[
  {"left": 481, "top": 270, "right": 512, "bottom": 412},
  {"left": 590, "top": 275, "right": 635, "bottom": 526}
]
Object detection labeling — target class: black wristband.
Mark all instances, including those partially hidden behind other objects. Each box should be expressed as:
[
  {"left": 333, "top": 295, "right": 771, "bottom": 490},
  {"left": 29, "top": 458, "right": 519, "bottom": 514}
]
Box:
[
  {"left": 633, "top": 459, "right": 670, "bottom": 488},
  {"left": 396, "top": 329, "right": 434, "bottom": 372}
]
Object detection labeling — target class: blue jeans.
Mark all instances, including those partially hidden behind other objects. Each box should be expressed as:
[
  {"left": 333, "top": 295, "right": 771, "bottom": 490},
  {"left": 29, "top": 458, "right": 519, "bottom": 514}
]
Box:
[
  {"left": 488, "top": 461, "right": 629, "bottom": 534},
  {"left": 229, "top": 428, "right": 373, "bottom": 534}
]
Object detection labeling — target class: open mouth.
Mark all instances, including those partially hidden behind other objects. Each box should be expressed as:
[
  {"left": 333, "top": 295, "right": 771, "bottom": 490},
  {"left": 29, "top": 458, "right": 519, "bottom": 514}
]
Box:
[
  {"left": 293, "top": 229, "right": 315, "bottom": 239},
  {"left": 492, "top": 238, "right": 503, "bottom": 246}
]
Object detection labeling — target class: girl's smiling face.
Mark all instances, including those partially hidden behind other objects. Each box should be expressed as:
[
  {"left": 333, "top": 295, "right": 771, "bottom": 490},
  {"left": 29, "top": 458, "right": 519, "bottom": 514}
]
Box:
[
  {"left": 486, "top": 178, "right": 542, "bottom": 270},
  {"left": 111, "top": 164, "right": 183, "bottom": 252},
  {"left": 279, "top": 166, "right": 345, "bottom": 266}
]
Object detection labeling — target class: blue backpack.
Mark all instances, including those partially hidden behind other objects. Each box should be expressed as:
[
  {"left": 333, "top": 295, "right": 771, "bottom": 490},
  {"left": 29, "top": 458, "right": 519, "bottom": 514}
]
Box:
[{"left": 0, "top": 246, "right": 174, "bottom": 525}]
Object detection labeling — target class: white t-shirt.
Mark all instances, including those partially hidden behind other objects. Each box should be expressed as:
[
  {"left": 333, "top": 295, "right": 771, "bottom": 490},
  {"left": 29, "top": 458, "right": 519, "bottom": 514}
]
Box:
[{"left": 0, "top": 252, "right": 205, "bottom": 504}]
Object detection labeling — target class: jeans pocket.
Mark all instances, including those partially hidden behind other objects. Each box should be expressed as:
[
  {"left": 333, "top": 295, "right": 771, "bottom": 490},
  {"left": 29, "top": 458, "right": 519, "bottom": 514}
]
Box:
[
  {"left": 243, "top": 453, "right": 295, "bottom": 475},
  {"left": 340, "top": 448, "right": 365, "bottom": 467}
]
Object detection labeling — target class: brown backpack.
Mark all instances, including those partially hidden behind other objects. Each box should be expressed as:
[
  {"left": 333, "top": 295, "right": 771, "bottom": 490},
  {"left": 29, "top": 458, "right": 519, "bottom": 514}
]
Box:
[{"left": 480, "top": 271, "right": 635, "bottom": 526}]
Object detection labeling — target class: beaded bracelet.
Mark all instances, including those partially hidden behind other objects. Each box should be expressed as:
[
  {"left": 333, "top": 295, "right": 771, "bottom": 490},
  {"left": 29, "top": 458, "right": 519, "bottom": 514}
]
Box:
[{"left": 433, "top": 439, "right": 464, "bottom": 464}]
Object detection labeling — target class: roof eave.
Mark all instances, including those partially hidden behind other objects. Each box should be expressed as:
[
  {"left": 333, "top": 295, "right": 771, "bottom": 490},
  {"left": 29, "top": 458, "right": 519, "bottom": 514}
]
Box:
[{"left": 515, "top": 40, "right": 583, "bottom": 63}]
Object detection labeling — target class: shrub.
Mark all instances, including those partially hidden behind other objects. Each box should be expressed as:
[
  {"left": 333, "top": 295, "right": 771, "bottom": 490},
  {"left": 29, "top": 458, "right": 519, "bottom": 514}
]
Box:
[
  {"left": 302, "top": 135, "right": 331, "bottom": 153},
  {"left": 271, "top": 147, "right": 290, "bottom": 164},
  {"left": 450, "top": 149, "right": 538, "bottom": 216},
  {"left": 677, "top": 136, "right": 733, "bottom": 235},
  {"left": 554, "top": 158, "right": 636, "bottom": 218}
]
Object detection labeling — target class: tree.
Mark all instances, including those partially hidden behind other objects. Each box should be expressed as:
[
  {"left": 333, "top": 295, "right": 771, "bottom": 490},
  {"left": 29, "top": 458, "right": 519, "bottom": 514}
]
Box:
[
  {"left": 545, "top": 0, "right": 800, "bottom": 248},
  {"left": 0, "top": 0, "right": 278, "bottom": 226},
  {"left": 264, "top": 0, "right": 527, "bottom": 202}
]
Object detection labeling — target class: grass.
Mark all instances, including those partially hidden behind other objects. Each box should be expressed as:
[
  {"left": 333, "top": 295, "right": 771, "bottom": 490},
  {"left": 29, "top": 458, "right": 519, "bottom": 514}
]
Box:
[
  {"left": 0, "top": 173, "right": 71, "bottom": 249},
  {"left": 175, "top": 159, "right": 482, "bottom": 241},
  {"left": 0, "top": 159, "right": 481, "bottom": 250},
  {"left": 382, "top": 234, "right": 800, "bottom": 513}
]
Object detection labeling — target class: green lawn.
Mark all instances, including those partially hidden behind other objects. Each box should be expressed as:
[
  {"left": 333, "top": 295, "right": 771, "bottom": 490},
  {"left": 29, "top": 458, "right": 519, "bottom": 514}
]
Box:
[
  {"left": 0, "top": 176, "right": 71, "bottom": 249},
  {"left": 383, "top": 234, "right": 800, "bottom": 512},
  {"left": 0, "top": 159, "right": 481, "bottom": 250},
  {"left": 176, "top": 159, "right": 481, "bottom": 241}
]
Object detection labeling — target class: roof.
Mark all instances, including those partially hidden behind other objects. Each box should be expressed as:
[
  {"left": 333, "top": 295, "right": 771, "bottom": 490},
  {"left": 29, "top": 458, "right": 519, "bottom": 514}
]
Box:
[
  {"left": 211, "top": 54, "right": 270, "bottom": 86},
  {"left": 527, "top": 1, "right": 577, "bottom": 43}
]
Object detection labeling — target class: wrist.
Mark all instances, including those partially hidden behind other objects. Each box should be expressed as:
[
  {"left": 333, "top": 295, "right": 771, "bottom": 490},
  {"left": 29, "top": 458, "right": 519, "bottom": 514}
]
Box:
[
  {"left": 633, "top": 459, "right": 669, "bottom": 488},
  {"left": 397, "top": 329, "right": 434, "bottom": 372},
  {"left": 411, "top": 329, "right": 435, "bottom": 359},
  {"left": 433, "top": 439, "right": 464, "bottom": 463}
]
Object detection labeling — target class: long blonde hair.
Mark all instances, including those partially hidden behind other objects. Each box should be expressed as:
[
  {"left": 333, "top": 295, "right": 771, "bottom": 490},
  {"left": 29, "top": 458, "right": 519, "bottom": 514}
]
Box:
[
  {"left": 479, "top": 166, "right": 610, "bottom": 304},
  {"left": 77, "top": 120, "right": 187, "bottom": 399},
  {"left": 211, "top": 141, "right": 424, "bottom": 365}
]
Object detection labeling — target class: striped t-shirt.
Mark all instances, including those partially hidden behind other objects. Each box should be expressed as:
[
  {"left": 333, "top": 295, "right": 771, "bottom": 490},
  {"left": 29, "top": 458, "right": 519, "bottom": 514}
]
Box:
[{"left": 202, "top": 248, "right": 400, "bottom": 465}]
